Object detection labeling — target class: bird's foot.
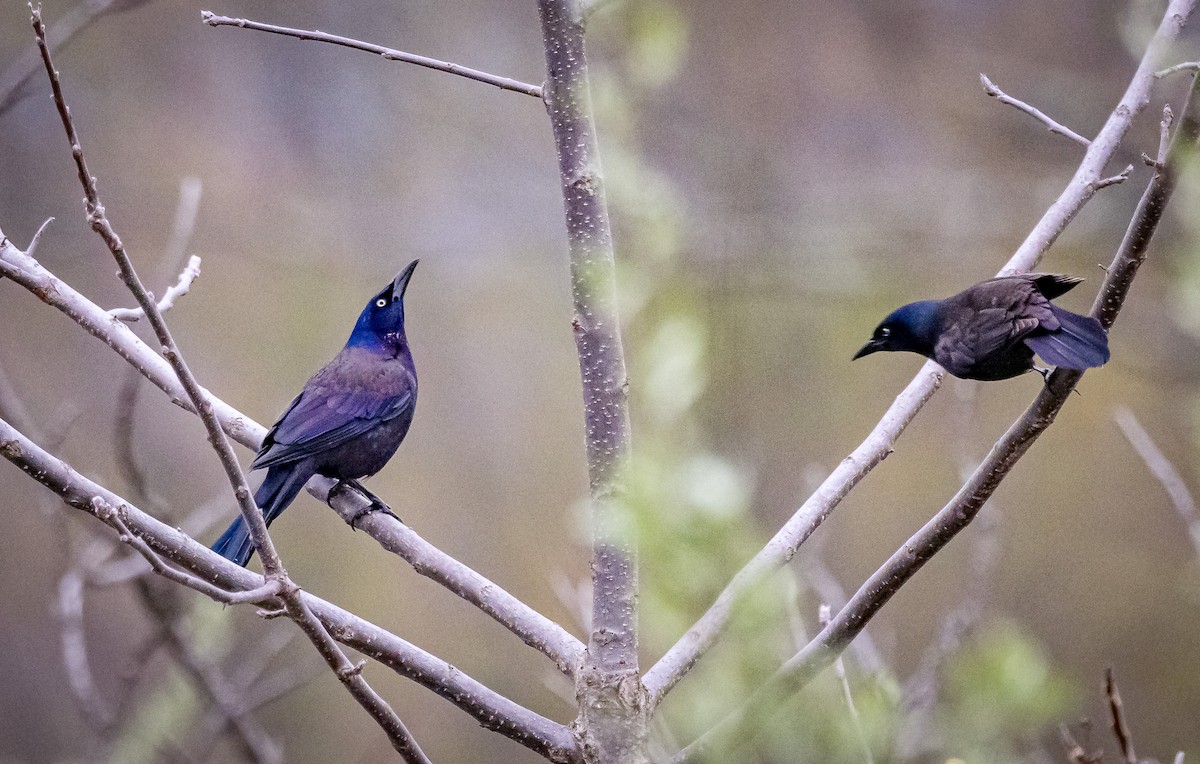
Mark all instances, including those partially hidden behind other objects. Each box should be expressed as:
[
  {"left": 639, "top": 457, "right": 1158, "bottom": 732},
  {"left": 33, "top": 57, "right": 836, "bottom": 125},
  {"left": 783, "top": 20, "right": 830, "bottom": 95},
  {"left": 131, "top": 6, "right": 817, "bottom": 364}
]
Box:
[
  {"left": 332, "top": 479, "right": 402, "bottom": 528},
  {"left": 1032, "top": 366, "right": 1052, "bottom": 385}
]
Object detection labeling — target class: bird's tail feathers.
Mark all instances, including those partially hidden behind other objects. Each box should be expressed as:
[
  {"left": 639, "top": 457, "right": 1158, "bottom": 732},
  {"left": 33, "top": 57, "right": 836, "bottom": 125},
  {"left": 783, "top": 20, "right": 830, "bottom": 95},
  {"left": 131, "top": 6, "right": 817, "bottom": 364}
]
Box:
[
  {"left": 211, "top": 464, "right": 312, "bottom": 567},
  {"left": 1030, "top": 273, "right": 1084, "bottom": 300},
  {"left": 1025, "top": 304, "right": 1110, "bottom": 370}
]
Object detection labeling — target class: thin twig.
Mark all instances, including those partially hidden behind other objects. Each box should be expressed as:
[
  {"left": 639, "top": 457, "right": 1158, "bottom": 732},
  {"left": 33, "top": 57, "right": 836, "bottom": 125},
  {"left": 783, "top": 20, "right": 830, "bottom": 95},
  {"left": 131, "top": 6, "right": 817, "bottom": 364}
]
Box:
[
  {"left": 32, "top": 14, "right": 430, "bottom": 756},
  {"left": 644, "top": 0, "right": 1197, "bottom": 709},
  {"left": 1156, "top": 61, "right": 1200, "bottom": 78},
  {"left": 819, "top": 604, "right": 874, "bottom": 764},
  {"left": 32, "top": 2, "right": 284, "bottom": 579},
  {"left": 110, "top": 255, "right": 201, "bottom": 322},
  {"left": 1105, "top": 668, "right": 1137, "bottom": 764},
  {"left": 980, "top": 73, "right": 1092, "bottom": 146},
  {"left": 200, "top": 12, "right": 543, "bottom": 99},
  {"left": 1114, "top": 406, "right": 1200, "bottom": 560},
  {"left": 1092, "top": 164, "right": 1134, "bottom": 189}
]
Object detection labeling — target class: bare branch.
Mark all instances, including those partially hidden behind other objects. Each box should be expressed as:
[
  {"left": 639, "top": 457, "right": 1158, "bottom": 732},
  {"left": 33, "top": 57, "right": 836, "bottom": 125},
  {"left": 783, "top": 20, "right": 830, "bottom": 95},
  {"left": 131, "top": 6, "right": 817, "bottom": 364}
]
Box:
[
  {"left": 980, "top": 73, "right": 1092, "bottom": 146},
  {"left": 200, "top": 12, "right": 544, "bottom": 99},
  {"left": 0, "top": 234, "right": 584, "bottom": 672},
  {"left": 1114, "top": 406, "right": 1200, "bottom": 560},
  {"left": 644, "top": 0, "right": 1198, "bottom": 709},
  {"left": 136, "top": 579, "right": 283, "bottom": 764},
  {"left": 32, "top": 18, "right": 431, "bottom": 755},
  {"left": 1105, "top": 668, "right": 1137, "bottom": 764},
  {"left": 57, "top": 569, "right": 114, "bottom": 732},
  {"left": 32, "top": 2, "right": 284, "bottom": 578},
  {"left": 1092, "top": 163, "right": 1134, "bottom": 190},
  {"left": 818, "top": 604, "right": 873, "bottom": 764},
  {"left": 673, "top": 67, "right": 1200, "bottom": 764},
  {"left": 0, "top": 416, "right": 583, "bottom": 762},
  {"left": 1156, "top": 61, "right": 1200, "bottom": 78},
  {"left": 110, "top": 255, "right": 201, "bottom": 322}
]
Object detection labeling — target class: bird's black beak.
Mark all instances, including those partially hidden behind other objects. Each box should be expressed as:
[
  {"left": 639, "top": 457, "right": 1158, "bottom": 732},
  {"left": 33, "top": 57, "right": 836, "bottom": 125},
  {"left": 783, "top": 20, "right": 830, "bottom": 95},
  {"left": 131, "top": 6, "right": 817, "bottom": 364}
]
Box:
[
  {"left": 852, "top": 339, "right": 881, "bottom": 360},
  {"left": 392, "top": 259, "right": 419, "bottom": 300}
]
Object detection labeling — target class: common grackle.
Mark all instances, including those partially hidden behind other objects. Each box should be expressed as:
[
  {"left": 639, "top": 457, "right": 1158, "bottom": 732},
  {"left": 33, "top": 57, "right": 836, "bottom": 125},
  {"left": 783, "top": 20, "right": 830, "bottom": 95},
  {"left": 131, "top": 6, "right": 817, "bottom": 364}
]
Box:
[
  {"left": 212, "top": 260, "right": 420, "bottom": 566},
  {"left": 853, "top": 273, "right": 1109, "bottom": 381}
]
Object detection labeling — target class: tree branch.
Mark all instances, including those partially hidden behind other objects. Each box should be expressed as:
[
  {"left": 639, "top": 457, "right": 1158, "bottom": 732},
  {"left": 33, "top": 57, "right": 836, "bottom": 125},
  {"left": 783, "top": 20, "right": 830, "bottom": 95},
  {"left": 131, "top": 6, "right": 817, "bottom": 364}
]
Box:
[
  {"left": 0, "top": 232, "right": 584, "bottom": 673},
  {"left": 642, "top": 0, "right": 1198, "bottom": 708},
  {"left": 1114, "top": 406, "right": 1200, "bottom": 560},
  {"left": 980, "top": 73, "right": 1092, "bottom": 146},
  {"left": 537, "top": 0, "right": 644, "bottom": 757},
  {"left": 200, "top": 12, "right": 544, "bottom": 99},
  {"left": 673, "top": 69, "right": 1200, "bottom": 763},
  {"left": 33, "top": 10, "right": 427, "bottom": 755},
  {"left": 0, "top": 416, "right": 584, "bottom": 763},
  {"left": 109, "top": 255, "right": 201, "bottom": 322},
  {"left": 1105, "top": 668, "right": 1137, "bottom": 764}
]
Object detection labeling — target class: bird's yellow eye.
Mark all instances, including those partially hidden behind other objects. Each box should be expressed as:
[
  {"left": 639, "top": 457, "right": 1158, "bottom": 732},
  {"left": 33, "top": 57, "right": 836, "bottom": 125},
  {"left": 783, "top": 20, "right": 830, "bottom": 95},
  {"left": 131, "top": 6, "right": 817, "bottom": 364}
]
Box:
[{"left": 375, "top": 298, "right": 387, "bottom": 308}]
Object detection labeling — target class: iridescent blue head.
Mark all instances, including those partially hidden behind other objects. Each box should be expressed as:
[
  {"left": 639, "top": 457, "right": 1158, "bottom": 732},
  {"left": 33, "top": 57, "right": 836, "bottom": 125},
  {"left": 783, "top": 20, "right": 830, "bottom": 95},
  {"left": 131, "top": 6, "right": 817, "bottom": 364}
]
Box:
[
  {"left": 853, "top": 299, "right": 940, "bottom": 360},
  {"left": 348, "top": 259, "right": 418, "bottom": 350}
]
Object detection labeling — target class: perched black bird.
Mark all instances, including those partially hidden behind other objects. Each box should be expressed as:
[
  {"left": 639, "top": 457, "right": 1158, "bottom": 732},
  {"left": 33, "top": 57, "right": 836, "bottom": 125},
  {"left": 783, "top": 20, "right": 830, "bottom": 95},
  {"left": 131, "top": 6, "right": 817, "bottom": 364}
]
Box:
[
  {"left": 212, "top": 261, "right": 420, "bottom": 566},
  {"left": 853, "top": 273, "right": 1109, "bottom": 381}
]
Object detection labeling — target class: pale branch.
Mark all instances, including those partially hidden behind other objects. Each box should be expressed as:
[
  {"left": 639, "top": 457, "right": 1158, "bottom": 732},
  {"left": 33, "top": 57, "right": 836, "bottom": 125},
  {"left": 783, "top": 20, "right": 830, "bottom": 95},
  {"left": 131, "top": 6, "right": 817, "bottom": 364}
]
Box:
[
  {"left": 673, "top": 69, "right": 1200, "bottom": 764},
  {"left": 893, "top": 508, "right": 999, "bottom": 760},
  {"left": 0, "top": 0, "right": 158, "bottom": 116},
  {"left": 109, "top": 255, "right": 202, "bottom": 322},
  {"left": 1092, "top": 163, "right": 1134, "bottom": 189},
  {"left": 136, "top": 579, "right": 282, "bottom": 764},
  {"left": 33, "top": 11, "right": 435, "bottom": 753},
  {"left": 32, "top": 3, "right": 283, "bottom": 579},
  {"left": 1114, "top": 406, "right": 1200, "bottom": 560},
  {"left": 980, "top": 73, "right": 1092, "bottom": 146},
  {"left": 1159, "top": 106, "right": 1175, "bottom": 166},
  {"left": 644, "top": 371, "right": 942, "bottom": 703},
  {"left": 1105, "top": 668, "right": 1137, "bottom": 764},
  {"left": 0, "top": 234, "right": 584, "bottom": 673},
  {"left": 200, "top": 12, "right": 544, "bottom": 99},
  {"left": 1156, "top": 61, "right": 1200, "bottom": 78},
  {"left": 0, "top": 417, "right": 584, "bottom": 763},
  {"left": 538, "top": 0, "right": 644, "bottom": 758},
  {"left": 282, "top": 592, "right": 431, "bottom": 764},
  {"left": 819, "top": 604, "right": 874, "bottom": 764},
  {"left": 642, "top": 0, "right": 1198, "bottom": 709},
  {"left": 326, "top": 482, "right": 584, "bottom": 675},
  {"left": 58, "top": 568, "right": 114, "bottom": 732}
]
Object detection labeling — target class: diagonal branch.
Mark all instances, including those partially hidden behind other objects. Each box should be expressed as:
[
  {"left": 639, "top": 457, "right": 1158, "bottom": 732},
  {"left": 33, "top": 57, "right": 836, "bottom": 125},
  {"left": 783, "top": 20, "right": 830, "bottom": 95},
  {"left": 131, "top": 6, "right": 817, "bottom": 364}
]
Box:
[
  {"left": 673, "top": 70, "right": 1200, "bottom": 763},
  {"left": 0, "top": 416, "right": 584, "bottom": 763},
  {"left": 31, "top": 9, "right": 425, "bottom": 757},
  {"left": 981, "top": 73, "right": 1092, "bottom": 146},
  {"left": 1114, "top": 406, "right": 1200, "bottom": 560},
  {"left": 642, "top": 0, "right": 1198, "bottom": 708},
  {"left": 0, "top": 233, "right": 584, "bottom": 673},
  {"left": 200, "top": 12, "right": 544, "bottom": 99}
]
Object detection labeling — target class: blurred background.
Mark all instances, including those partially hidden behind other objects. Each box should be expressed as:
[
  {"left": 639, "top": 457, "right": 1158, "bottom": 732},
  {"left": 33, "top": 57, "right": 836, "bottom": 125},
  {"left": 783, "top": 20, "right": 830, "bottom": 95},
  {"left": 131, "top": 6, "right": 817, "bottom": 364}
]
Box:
[{"left": 2, "top": 0, "right": 1199, "bottom": 761}]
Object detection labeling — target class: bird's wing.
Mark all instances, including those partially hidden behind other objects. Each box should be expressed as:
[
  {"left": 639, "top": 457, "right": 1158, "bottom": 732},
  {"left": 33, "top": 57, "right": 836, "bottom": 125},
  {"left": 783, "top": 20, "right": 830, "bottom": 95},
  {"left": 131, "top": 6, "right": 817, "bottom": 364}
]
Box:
[
  {"left": 251, "top": 361, "right": 415, "bottom": 470},
  {"left": 933, "top": 278, "right": 1057, "bottom": 369}
]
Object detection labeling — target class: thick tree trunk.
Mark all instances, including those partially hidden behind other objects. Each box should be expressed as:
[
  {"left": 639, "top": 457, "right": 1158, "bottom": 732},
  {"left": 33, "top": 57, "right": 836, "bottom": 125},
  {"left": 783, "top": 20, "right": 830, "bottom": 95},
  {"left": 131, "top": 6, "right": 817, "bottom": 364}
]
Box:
[{"left": 536, "top": 1, "right": 646, "bottom": 761}]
